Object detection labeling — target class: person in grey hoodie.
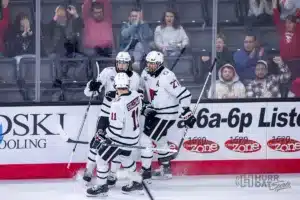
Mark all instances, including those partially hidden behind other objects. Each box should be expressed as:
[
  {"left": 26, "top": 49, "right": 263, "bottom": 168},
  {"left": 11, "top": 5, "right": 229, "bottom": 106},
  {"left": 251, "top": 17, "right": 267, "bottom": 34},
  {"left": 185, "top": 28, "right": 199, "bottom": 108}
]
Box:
[
  {"left": 209, "top": 63, "right": 246, "bottom": 99},
  {"left": 119, "top": 8, "right": 153, "bottom": 71}
]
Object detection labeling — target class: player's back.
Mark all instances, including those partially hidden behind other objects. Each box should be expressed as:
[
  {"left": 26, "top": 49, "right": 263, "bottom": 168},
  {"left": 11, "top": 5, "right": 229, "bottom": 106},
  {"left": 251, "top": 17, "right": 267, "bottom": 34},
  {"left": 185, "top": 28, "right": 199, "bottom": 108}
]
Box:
[{"left": 106, "top": 90, "right": 142, "bottom": 146}]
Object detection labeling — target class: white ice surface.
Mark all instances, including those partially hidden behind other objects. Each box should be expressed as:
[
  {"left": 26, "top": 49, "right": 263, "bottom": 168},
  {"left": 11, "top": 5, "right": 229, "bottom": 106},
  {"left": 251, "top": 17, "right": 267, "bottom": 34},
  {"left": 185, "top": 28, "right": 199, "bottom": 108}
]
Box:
[{"left": 0, "top": 174, "right": 299, "bottom": 200}]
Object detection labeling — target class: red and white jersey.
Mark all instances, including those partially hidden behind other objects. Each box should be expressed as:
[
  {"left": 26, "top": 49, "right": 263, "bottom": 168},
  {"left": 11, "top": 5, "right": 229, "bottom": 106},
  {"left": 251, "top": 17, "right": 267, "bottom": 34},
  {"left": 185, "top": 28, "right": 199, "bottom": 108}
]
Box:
[
  {"left": 140, "top": 67, "right": 192, "bottom": 120},
  {"left": 84, "top": 67, "right": 140, "bottom": 117},
  {"left": 106, "top": 90, "right": 142, "bottom": 146}
]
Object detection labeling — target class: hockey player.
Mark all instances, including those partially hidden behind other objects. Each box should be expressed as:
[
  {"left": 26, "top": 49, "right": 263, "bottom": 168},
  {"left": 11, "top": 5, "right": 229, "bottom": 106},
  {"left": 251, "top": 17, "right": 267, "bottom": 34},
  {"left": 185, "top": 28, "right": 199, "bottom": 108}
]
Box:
[
  {"left": 139, "top": 50, "right": 196, "bottom": 181},
  {"left": 86, "top": 72, "right": 143, "bottom": 197},
  {"left": 83, "top": 51, "right": 140, "bottom": 185}
]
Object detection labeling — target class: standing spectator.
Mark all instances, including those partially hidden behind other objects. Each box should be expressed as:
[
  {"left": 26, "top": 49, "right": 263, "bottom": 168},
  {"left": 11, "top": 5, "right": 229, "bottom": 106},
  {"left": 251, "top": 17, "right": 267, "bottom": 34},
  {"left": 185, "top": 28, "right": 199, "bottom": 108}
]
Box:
[
  {"left": 209, "top": 63, "right": 246, "bottom": 99},
  {"left": 273, "top": 0, "right": 300, "bottom": 80},
  {"left": 278, "top": 0, "right": 300, "bottom": 20},
  {"left": 247, "top": 0, "right": 273, "bottom": 26},
  {"left": 120, "top": 8, "right": 153, "bottom": 71},
  {"left": 6, "top": 13, "right": 35, "bottom": 58},
  {"left": 201, "top": 33, "right": 234, "bottom": 77},
  {"left": 233, "top": 34, "right": 265, "bottom": 84},
  {"left": 82, "top": 0, "right": 113, "bottom": 57},
  {"left": 43, "top": 5, "right": 84, "bottom": 79},
  {"left": 246, "top": 57, "right": 291, "bottom": 98},
  {"left": 0, "top": 0, "right": 9, "bottom": 56},
  {"left": 154, "top": 9, "right": 189, "bottom": 57},
  {"left": 273, "top": 0, "right": 300, "bottom": 60}
]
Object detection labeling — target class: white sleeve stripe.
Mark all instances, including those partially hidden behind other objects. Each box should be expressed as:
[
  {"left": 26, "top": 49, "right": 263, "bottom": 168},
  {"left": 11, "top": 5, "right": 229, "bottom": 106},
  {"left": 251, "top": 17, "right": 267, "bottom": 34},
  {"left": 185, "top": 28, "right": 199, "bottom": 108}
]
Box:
[
  {"left": 108, "top": 127, "right": 140, "bottom": 140},
  {"left": 102, "top": 103, "right": 111, "bottom": 108},
  {"left": 109, "top": 125, "right": 122, "bottom": 130},
  {"left": 176, "top": 88, "right": 187, "bottom": 98},
  {"left": 155, "top": 104, "right": 179, "bottom": 110},
  {"left": 179, "top": 94, "right": 192, "bottom": 103},
  {"left": 101, "top": 109, "right": 110, "bottom": 115},
  {"left": 110, "top": 137, "right": 139, "bottom": 146}
]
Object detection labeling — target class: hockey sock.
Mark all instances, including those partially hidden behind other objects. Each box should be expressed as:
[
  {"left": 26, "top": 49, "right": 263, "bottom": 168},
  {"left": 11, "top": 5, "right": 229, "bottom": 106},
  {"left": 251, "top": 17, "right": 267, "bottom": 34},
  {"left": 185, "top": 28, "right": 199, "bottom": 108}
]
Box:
[
  {"left": 96, "top": 156, "right": 109, "bottom": 185},
  {"left": 86, "top": 148, "right": 97, "bottom": 173}
]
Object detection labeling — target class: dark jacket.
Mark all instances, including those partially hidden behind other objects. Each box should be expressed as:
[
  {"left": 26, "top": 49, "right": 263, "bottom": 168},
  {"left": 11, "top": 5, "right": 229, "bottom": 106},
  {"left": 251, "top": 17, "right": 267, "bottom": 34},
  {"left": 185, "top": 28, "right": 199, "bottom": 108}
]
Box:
[
  {"left": 42, "top": 17, "right": 84, "bottom": 56},
  {"left": 6, "top": 27, "right": 35, "bottom": 57}
]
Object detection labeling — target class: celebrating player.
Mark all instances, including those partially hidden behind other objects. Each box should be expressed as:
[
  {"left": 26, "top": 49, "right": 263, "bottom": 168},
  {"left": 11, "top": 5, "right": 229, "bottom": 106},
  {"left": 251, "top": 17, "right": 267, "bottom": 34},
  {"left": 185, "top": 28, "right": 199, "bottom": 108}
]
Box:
[
  {"left": 139, "top": 51, "right": 196, "bottom": 181},
  {"left": 86, "top": 73, "right": 143, "bottom": 197},
  {"left": 83, "top": 52, "right": 140, "bottom": 185}
]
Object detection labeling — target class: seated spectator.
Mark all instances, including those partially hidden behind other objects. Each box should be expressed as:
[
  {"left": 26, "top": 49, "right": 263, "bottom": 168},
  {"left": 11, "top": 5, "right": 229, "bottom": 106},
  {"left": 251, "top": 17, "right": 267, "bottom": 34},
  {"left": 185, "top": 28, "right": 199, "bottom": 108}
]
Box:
[
  {"left": 233, "top": 34, "right": 265, "bottom": 84},
  {"left": 82, "top": 0, "right": 113, "bottom": 57},
  {"left": 273, "top": 0, "right": 300, "bottom": 61},
  {"left": 120, "top": 8, "right": 153, "bottom": 71},
  {"left": 247, "top": 0, "right": 273, "bottom": 26},
  {"left": 278, "top": 0, "right": 300, "bottom": 20},
  {"left": 209, "top": 63, "right": 246, "bottom": 99},
  {"left": 43, "top": 5, "right": 84, "bottom": 79},
  {"left": 246, "top": 57, "right": 291, "bottom": 98},
  {"left": 154, "top": 9, "right": 189, "bottom": 57},
  {"left": 0, "top": 0, "right": 9, "bottom": 57},
  {"left": 201, "top": 33, "right": 234, "bottom": 77},
  {"left": 6, "top": 13, "right": 35, "bottom": 61}
]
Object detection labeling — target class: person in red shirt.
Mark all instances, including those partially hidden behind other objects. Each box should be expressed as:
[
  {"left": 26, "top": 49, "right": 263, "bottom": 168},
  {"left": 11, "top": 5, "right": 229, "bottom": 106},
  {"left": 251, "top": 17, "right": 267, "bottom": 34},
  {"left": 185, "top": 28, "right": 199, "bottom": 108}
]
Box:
[
  {"left": 82, "top": 0, "right": 113, "bottom": 57},
  {"left": 273, "top": 1, "right": 300, "bottom": 61},
  {"left": 273, "top": 0, "right": 300, "bottom": 81},
  {"left": 0, "top": 0, "right": 10, "bottom": 56}
]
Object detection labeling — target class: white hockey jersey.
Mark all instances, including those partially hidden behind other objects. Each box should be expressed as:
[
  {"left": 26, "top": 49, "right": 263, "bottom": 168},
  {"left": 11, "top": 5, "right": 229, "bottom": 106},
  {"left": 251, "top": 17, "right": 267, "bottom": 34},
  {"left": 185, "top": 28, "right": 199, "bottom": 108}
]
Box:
[
  {"left": 84, "top": 67, "right": 140, "bottom": 117},
  {"left": 140, "top": 67, "right": 192, "bottom": 120},
  {"left": 106, "top": 90, "right": 142, "bottom": 146}
]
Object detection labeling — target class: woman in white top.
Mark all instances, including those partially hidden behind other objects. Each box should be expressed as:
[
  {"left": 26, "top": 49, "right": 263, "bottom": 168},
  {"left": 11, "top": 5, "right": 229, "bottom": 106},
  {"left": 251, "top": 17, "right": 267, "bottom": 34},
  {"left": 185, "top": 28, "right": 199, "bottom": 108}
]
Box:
[{"left": 154, "top": 9, "right": 189, "bottom": 57}]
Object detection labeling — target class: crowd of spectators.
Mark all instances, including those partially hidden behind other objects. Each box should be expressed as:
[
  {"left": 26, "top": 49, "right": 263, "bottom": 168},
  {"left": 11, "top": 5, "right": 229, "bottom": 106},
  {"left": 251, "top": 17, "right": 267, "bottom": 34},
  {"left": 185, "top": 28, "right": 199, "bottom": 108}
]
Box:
[{"left": 0, "top": 0, "right": 299, "bottom": 101}]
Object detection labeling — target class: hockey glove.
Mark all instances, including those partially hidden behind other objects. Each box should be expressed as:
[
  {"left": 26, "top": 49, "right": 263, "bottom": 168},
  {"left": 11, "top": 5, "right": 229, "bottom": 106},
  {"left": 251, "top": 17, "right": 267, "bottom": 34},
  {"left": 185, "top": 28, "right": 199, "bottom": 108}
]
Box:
[
  {"left": 180, "top": 107, "right": 196, "bottom": 128},
  {"left": 91, "top": 129, "right": 107, "bottom": 149},
  {"left": 141, "top": 101, "right": 157, "bottom": 118},
  {"left": 105, "top": 91, "right": 117, "bottom": 102},
  {"left": 89, "top": 79, "right": 102, "bottom": 92}
]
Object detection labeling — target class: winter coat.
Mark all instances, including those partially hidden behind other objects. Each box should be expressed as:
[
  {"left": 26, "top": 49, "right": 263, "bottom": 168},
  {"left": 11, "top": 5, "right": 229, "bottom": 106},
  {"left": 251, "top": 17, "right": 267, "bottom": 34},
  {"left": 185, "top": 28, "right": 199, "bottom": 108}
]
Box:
[{"left": 209, "top": 64, "right": 246, "bottom": 99}]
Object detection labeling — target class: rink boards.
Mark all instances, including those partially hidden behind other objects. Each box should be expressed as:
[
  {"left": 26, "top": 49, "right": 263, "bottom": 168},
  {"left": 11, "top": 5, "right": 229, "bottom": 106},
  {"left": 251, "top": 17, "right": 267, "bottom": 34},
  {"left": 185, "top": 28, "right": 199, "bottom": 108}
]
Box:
[{"left": 0, "top": 101, "right": 300, "bottom": 179}]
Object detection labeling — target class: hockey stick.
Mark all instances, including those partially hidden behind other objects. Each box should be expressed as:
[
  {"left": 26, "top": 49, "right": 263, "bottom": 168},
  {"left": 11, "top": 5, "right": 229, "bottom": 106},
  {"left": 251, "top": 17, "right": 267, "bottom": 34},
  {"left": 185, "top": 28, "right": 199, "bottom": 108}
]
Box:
[
  {"left": 62, "top": 136, "right": 177, "bottom": 153},
  {"left": 66, "top": 93, "right": 94, "bottom": 169},
  {"left": 170, "top": 47, "right": 186, "bottom": 71},
  {"left": 160, "top": 58, "right": 217, "bottom": 162}
]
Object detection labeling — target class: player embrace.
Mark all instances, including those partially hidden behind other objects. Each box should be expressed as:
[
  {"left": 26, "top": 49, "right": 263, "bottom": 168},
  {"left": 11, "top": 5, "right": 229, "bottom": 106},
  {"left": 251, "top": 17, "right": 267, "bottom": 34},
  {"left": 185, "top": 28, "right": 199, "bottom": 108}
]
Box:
[
  {"left": 86, "top": 73, "right": 143, "bottom": 197},
  {"left": 139, "top": 51, "right": 196, "bottom": 181},
  {"left": 83, "top": 52, "right": 140, "bottom": 185}
]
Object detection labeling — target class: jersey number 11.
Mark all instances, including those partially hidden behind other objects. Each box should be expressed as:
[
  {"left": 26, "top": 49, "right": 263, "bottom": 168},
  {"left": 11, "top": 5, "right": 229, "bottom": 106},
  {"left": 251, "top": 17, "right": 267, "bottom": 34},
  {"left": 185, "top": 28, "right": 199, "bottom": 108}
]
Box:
[{"left": 131, "top": 108, "right": 139, "bottom": 131}]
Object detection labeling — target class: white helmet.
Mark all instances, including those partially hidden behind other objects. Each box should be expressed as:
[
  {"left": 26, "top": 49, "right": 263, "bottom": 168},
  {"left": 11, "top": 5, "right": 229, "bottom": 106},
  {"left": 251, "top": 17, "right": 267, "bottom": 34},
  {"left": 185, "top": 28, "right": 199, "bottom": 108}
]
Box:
[
  {"left": 146, "top": 51, "right": 164, "bottom": 74},
  {"left": 114, "top": 72, "right": 130, "bottom": 89},
  {"left": 116, "top": 51, "right": 131, "bottom": 62},
  {"left": 116, "top": 51, "right": 131, "bottom": 73}
]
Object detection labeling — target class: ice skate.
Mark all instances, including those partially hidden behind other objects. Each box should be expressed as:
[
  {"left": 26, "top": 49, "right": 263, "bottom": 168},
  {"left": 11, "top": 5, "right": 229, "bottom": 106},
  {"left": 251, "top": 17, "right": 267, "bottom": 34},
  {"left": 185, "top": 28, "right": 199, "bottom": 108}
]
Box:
[
  {"left": 86, "top": 184, "right": 109, "bottom": 197},
  {"left": 152, "top": 163, "right": 172, "bottom": 180},
  {"left": 107, "top": 173, "right": 117, "bottom": 188},
  {"left": 141, "top": 167, "right": 152, "bottom": 184},
  {"left": 121, "top": 181, "right": 144, "bottom": 195},
  {"left": 82, "top": 169, "right": 93, "bottom": 186}
]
